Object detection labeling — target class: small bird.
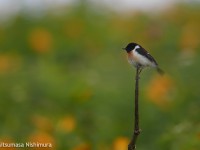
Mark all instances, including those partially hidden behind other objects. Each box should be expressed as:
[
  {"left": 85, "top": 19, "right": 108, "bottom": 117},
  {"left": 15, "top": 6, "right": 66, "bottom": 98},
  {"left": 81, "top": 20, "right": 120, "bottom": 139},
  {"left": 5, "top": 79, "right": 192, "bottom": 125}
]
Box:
[{"left": 123, "top": 42, "right": 164, "bottom": 75}]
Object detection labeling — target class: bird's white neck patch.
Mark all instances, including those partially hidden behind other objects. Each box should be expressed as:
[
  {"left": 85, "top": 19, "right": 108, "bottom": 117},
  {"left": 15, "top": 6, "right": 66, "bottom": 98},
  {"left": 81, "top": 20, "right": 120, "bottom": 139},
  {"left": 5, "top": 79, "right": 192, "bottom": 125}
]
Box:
[{"left": 133, "top": 45, "right": 140, "bottom": 51}]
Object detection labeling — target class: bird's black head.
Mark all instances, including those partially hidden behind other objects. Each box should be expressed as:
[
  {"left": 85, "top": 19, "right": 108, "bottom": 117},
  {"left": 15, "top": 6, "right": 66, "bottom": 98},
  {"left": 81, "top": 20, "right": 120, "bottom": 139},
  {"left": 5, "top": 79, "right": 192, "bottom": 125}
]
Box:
[{"left": 123, "top": 42, "right": 138, "bottom": 52}]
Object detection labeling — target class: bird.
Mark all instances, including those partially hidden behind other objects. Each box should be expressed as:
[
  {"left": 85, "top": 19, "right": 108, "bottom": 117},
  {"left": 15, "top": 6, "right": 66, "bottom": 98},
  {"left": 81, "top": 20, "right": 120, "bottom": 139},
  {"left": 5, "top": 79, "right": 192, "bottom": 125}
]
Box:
[{"left": 123, "top": 42, "right": 164, "bottom": 75}]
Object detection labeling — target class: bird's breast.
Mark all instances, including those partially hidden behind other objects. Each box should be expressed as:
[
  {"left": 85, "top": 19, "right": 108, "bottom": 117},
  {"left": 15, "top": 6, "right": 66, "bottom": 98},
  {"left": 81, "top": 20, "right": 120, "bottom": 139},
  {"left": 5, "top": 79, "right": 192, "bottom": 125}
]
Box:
[
  {"left": 128, "top": 51, "right": 138, "bottom": 62},
  {"left": 128, "top": 50, "right": 155, "bottom": 67},
  {"left": 127, "top": 51, "right": 138, "bottom": 67}
]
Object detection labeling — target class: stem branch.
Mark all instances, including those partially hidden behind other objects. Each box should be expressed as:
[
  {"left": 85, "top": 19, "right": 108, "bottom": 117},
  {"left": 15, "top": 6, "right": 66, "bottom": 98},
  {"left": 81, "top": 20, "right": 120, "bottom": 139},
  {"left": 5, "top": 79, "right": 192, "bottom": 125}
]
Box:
[{"left": 128, "top": 66, "right": 141, "bottom": 150}]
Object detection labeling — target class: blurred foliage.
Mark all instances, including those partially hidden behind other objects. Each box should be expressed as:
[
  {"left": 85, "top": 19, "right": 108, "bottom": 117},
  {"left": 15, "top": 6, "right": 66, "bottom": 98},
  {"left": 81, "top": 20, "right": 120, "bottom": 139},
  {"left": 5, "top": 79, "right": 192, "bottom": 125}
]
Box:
[{"left": 0, "top": 1, "right": 200, "bottom": 150}]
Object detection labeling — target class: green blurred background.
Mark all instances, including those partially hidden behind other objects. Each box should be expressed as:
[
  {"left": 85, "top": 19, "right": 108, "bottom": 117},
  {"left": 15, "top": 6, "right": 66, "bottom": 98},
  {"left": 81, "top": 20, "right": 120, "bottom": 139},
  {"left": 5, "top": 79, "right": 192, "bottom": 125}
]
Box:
[{"left": 0, "top": 0, "right": 200, "bottom": 150}]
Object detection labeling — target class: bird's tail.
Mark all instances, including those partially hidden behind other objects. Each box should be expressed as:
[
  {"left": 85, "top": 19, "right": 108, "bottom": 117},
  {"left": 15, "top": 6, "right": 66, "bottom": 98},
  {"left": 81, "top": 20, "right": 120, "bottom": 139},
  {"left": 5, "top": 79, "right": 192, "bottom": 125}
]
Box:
[{"left": 157, "top": 67, "right": 164, "bottom": 75}]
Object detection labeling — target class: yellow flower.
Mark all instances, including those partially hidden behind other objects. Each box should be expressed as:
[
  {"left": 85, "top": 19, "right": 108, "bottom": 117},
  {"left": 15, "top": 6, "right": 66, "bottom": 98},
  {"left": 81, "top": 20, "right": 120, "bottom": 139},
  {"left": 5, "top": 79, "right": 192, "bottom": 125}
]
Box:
[
  {"left": 113, "top": 137, "right": 129, "bottom": 150},
  {"left": 72, "top": 143, "right": 91, "bottom": 150},
  {"left": 0, "top": 54, "right": 21, "bottom": 74},
  {"left": 28, "top": 131, "right": 55, "bottom": 150},
  {"left": 63, "top": 19, "right": 84, "bottom": 39},
  {"left": 197, "top": 133, "right": 200, "bottom": 140},
  {"left": 78, "top": 89, "right": 93, "bottom": 102},
  {"left": 71, "top": 89, "right": 93, "bottom": 102},
  {"left": 29, "top": 28, "right": 53, "bottom": 53},
  {"left": 57, "top": 115, "right": 76, "bottom": 133},
  {"left": 147, "top": 75, "right": 174, "bottom": 109},
  {"left": 31, "top": 115, "right": 53, "bottom": 132},
  {"left": 180, "top": 22, "right": 200, "bottom": 50}
]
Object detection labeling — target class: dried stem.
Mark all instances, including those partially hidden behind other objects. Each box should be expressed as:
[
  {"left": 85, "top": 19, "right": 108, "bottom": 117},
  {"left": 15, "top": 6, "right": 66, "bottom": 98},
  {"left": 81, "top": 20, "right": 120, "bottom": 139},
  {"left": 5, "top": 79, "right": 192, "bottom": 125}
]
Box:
[{"left": 128, "top": 66, "right": 141, "bottom": 150}]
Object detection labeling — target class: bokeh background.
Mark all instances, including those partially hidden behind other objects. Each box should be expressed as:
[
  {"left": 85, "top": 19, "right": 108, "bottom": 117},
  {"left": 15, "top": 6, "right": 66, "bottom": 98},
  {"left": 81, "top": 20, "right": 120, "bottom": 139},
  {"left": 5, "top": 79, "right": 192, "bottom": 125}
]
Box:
[{"left": 0, "top": 0, "right": 200, "bottom": 150}]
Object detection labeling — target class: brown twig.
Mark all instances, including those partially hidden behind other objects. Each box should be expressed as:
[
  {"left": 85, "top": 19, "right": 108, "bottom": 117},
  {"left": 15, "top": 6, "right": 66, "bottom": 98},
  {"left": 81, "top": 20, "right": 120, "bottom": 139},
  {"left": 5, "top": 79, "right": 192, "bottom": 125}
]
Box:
[{"left": 128, "top": 66, "right": 141, "bottom": 150}]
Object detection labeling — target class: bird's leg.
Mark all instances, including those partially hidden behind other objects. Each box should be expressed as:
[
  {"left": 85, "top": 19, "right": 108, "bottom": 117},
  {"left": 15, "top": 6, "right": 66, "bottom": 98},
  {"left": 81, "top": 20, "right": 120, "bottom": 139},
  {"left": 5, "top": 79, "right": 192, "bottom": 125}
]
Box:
[
  {"left": 136, "top": 65, "right": 142, "bottom": 80},
  {"left": 138, "top": 68, "right": 143, "bottom": 75},
  {"left": 137, "top": 64, "right": 143, "bottom": 75}
]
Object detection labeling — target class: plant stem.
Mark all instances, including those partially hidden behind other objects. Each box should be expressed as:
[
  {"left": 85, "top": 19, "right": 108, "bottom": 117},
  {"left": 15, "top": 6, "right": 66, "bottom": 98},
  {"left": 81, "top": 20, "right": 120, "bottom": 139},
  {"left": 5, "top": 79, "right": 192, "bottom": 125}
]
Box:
[{"left": 128, "top": 66, "right": 141, "bottom": 150}]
